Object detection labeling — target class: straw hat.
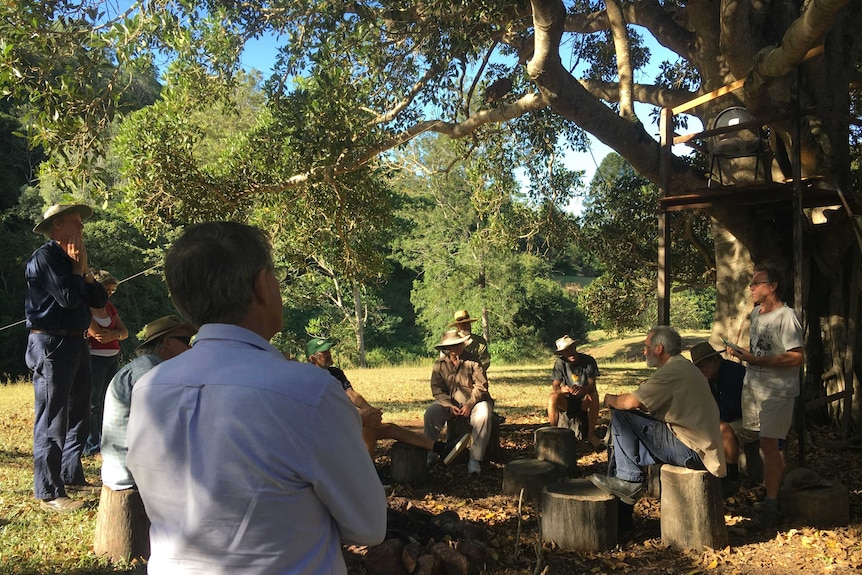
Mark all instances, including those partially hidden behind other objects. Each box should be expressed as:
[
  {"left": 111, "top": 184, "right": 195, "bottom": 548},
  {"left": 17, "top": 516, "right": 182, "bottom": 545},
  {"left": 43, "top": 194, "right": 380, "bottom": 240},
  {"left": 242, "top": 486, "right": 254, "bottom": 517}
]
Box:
[
  {"left": 449, "top": 309, "right": 479, "bottom": 327},
  {"left": 435, "top": 329, "right": 470, "bottom": 350},
  {"left": 690, "top": 342, "right": 721, "bottom": 365},
  {"left": 33, "top": 204, "right": 93, "bottom": 235},
  {"left": 554, "top": 335, "right": 578, "bottom": 354},
  {"left": 137, "top": 315, "right": 196, "bottom": 348}
]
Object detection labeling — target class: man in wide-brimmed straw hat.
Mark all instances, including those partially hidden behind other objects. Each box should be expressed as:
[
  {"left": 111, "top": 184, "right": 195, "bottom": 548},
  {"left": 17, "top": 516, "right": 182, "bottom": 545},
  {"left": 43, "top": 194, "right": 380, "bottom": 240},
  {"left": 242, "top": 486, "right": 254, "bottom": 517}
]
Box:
[
  {"left": 25, "top": 203, "right": 108, "bottom": 512},
  {"left": 690, "top": 341, "right": 753, "bottom": 497},
  {"left": 424, "top": 328, "right": 494, "bottom": 475},
  {"left": 548, "top": 335, "right": 603, "bottom": 449},
  {"left": 449, "top": 309, "right": 490, "bottom": 373}
]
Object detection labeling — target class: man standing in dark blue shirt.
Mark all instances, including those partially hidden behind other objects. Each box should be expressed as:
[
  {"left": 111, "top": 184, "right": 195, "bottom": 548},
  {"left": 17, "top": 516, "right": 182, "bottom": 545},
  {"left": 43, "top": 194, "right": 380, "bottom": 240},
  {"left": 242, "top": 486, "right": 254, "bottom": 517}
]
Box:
[
  {"left": 25, "top": 204, "right": 107, "bottom": 512},
  {"left": 690, "top": 342, "right": 749, "bottom": 491}
]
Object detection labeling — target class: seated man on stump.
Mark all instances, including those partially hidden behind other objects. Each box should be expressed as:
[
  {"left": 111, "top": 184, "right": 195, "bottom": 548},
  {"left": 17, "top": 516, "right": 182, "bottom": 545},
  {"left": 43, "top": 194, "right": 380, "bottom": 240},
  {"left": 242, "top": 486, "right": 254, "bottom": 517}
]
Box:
[
  {"left": 690, "top": 341, "right": 756, "bottom": 495},
  {"left": 590, "top": 326, "right": 726, "bottom": 504},
  {"left": 424, "top": 329, "right": 494, "bottom": 475},
  {"left": 547, "top": 335, "right": 603, "bottom": 449},
  {"left": 306, "top": 337, "right": 470, "bottom": 466}
]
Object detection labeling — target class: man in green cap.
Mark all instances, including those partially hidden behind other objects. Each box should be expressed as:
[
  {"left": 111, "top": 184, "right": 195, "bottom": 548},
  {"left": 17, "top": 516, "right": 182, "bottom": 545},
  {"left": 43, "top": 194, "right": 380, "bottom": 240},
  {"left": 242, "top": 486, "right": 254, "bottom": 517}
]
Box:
[{"left": 306, "top": 337, "right": 471, "bottom": 466}]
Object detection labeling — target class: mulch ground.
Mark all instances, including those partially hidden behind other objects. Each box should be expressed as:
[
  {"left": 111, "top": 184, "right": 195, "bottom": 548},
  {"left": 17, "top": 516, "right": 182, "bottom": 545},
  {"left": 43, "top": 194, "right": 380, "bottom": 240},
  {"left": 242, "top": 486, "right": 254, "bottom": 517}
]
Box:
[{"left": 362, "top": 417, "right": 862, "bottom": 574}]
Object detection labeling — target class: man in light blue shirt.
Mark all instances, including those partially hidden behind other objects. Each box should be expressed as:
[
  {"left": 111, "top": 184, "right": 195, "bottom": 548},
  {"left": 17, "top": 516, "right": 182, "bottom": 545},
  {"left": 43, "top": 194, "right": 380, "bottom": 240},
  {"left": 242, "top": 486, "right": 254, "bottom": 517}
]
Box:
[{"left": 127, "top": 222, "right": 386, "bottom": 574}]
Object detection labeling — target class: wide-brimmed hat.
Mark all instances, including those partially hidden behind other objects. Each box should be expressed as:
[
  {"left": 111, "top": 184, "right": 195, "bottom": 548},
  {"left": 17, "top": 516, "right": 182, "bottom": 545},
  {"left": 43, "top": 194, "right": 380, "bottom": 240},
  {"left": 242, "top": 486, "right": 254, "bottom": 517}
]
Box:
[
  {"left": 554, "top": 335, "right": 578, "bottom": 354},
  {"left": 781, "top": 467, "right": 835, "bottom": 492},
  {"left": 435, "top": 329, "right": 469, "bottom": 350},
  {"left": 306, "top": 337, "right": 334, "bottom": 357},
  {"left": 33, "top": 203, "right": 93, "bottom": 235},
  {"left": 449, "top": 309, "right": 479, "bottom": 327},
  {"left": 137, "top": 315, "right": 196, "bottom": 348},
  {"left": 690, "top": 342, "right": 721, "bottom": 365}
]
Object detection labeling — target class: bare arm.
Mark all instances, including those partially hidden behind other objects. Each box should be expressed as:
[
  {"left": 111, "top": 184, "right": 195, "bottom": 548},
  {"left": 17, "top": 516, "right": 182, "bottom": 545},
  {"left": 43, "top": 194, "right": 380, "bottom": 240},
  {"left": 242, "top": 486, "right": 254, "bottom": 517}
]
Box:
[
  {"left": 729, "top": 346, "right": 804, "bottom": 368},
  {"left": 603, "top": 392, "right": 643, "bottom": 411}
]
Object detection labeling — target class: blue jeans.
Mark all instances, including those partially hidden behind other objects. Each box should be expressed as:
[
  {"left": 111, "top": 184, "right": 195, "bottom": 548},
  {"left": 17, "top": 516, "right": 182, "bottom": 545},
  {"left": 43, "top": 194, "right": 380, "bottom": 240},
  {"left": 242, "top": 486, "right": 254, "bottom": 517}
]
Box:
[
  {"left": 85, "top": 354, "right": 120, "bottom": 455},
  {"left": 26, "top": 334, "right": 92, "bottom": 499},
  {"left": 608, "top": 409, "right": 705, "bottom": 483}
]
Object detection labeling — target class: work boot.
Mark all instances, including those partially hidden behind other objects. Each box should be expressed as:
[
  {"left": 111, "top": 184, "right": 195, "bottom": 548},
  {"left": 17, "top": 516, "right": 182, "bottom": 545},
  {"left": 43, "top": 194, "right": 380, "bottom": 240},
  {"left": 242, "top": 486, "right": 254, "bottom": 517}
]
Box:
[
  {"left": 441, "top": 433, "right": 472, "bottom": 465},
  {"left": 589, "top": 473, "right": 645, "bottom": 505}
]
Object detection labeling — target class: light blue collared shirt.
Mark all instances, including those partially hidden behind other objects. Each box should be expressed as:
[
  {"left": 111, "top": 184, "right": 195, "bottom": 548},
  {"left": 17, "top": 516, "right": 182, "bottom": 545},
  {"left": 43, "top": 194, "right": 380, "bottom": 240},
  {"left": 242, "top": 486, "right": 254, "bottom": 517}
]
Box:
[{"left": 127, "top": 323, "right": 386, "bottom": 574}]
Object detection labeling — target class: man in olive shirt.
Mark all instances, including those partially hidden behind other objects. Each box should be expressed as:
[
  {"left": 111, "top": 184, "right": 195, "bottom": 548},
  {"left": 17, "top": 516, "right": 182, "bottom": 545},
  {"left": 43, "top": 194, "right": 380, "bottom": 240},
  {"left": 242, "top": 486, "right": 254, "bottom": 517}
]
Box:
[{"left": 590, "top": 326, "right": 726, "bottom": 504}]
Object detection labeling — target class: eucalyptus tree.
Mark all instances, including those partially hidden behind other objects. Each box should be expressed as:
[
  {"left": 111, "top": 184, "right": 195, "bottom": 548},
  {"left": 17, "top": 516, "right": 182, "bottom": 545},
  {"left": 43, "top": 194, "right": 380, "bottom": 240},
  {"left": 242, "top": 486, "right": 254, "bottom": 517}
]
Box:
[{"left": 3, "top": 0, "right": 859, "bottom": 425}]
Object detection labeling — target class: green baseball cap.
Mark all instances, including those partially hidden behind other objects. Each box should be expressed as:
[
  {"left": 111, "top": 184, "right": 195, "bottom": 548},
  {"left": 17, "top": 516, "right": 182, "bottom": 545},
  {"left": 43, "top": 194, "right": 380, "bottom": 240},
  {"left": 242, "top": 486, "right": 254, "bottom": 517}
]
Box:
[{"left": 306, "top": 337, "right": 334, "bottom": 357}]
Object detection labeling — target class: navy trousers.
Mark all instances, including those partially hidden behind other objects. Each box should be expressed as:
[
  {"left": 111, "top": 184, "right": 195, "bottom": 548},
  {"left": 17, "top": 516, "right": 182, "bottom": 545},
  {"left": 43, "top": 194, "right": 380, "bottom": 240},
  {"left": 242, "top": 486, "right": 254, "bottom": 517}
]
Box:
[
  {"left": 85, "top": 354, "right": 120, "bottom": 455},
  {"left": 608, "top": 409, "right": 705, "bottom": 483},
  {"left": 26, "top": 334, "right": 92, "bottom": 499}
]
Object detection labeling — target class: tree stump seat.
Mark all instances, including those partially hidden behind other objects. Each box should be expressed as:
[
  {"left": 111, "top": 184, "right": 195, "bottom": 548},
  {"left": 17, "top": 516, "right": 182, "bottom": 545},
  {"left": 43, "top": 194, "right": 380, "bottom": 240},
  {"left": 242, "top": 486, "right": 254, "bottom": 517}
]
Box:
[
  {"left": 390, "top": 442, "right": 429, "bottom": 484},
  {"left": 534, "top": 426, "right": 578, "bottom": 475},
  {"left": 501, "top": 458, "right": 559, "bottom": 503},
  {"left": 780, "top": 470, "right": 850, "bottom": 528},
  {"left": 659, "top": 465, "right": 728, "bottom": 550},
  {"left": 541, "top": 478, "right": 617, "bottom": 551},
  {"left": 93, "top": 485, "right": 150, "bottom": 561}
]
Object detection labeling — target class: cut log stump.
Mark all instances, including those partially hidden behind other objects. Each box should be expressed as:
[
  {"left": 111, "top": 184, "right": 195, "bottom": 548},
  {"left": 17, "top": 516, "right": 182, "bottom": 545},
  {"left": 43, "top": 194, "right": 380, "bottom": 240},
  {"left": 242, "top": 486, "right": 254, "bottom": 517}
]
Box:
[
  {"left": 502, "top": 458, "right": 559, "bottom": 503},
  {"left": 660, "top": 465, "right": 728, "bottom": 550},
  {"left": 541, "top": 478, "right": 617, "bottom": 551},
  {"left": 780, "top": 481, "right": 850, "bottom": 528},
  {"left": 93, "top": 485, "right": 150, "bottom": 561},
  {"left": 391, "top": 442, "right": 428, "bottom": 484},
  {"left": 534, "top": 426, "right": 578, "bottom": 475}
]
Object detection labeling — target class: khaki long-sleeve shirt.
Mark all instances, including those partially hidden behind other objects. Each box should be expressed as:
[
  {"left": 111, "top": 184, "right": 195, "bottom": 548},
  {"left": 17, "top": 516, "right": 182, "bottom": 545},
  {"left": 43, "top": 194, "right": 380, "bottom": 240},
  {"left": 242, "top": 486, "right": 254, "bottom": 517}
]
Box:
[{"left": 430, "top": 355, "right": 492, "bottom": 409}]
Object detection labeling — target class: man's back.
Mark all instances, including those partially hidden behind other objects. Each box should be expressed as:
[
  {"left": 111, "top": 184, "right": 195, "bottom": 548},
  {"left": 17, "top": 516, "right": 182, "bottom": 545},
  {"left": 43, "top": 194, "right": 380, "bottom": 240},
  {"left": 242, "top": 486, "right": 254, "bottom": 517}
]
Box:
[{"left": 127, "top": 323, "right": 386, "bottom": 574}]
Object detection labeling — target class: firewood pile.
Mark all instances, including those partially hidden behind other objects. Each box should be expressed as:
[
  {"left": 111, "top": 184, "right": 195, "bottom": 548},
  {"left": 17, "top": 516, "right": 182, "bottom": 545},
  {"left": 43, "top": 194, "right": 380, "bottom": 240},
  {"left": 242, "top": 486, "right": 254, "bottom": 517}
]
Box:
[{"left": 345, "top": 497, "right": 490, "bottom": 575}]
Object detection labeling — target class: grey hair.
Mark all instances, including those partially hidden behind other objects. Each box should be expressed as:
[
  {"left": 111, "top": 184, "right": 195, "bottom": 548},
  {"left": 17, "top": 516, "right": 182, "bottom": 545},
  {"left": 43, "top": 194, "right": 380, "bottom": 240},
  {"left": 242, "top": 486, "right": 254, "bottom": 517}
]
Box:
[
  {"left": 164, "top": 221, "right": 274, "bottom": 326},
  {"left": 648, "top": 325, "right": 682, "bottom": 356},
  {"left": 754, "top": 262, "right": 785, "bottom": 300}
]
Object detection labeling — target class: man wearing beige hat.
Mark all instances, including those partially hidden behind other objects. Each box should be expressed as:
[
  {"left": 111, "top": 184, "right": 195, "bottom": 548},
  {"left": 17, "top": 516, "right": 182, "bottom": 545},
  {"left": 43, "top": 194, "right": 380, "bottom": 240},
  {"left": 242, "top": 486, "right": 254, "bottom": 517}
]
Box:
[
  {"left": 547, "top": 335, "right": 603, "bottom": 449},
  {"left": 424, "top": 329, "right": 494, "bottom": 474},
  {"left": 25, "top": 203, "right": 108, "bottom": 512},
  {"left": 450, "top": 309, "right": 490, "bottom": 373}
]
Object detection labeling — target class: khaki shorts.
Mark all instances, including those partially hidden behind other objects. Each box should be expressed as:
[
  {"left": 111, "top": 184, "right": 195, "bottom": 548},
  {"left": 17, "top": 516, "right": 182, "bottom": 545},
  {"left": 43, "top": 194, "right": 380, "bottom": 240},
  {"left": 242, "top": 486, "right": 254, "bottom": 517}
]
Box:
[
  {"left": 742, "top": 384, "right": 795, "bottom": 439},
  {"left": 726, "top": 419, "right": 759, "bottom": 446}
]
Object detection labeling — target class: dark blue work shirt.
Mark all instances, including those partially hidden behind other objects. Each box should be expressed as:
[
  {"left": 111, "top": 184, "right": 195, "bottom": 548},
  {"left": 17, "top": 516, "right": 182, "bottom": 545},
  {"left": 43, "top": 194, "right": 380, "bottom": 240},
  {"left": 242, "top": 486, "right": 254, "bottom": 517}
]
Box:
[
  {"left": 710, "top": 359, "right": 745, "bottom": 423},
  {"left": 25, "top": 241, "right": 108, "bottom": 331}
]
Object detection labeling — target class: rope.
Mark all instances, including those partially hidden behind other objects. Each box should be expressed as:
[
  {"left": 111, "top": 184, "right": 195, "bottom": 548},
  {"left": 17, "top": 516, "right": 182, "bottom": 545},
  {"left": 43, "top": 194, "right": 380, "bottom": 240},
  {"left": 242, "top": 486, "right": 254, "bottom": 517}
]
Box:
[{"left": 0, "top": 263, "right": 163, "bottom": 333}]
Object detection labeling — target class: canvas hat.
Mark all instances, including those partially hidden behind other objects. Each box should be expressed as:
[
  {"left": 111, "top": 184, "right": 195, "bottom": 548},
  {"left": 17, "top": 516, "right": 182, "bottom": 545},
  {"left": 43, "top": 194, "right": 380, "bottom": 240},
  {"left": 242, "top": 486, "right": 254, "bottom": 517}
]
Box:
[
  {"left": 435, "top": 329, "right": 470, "bottom": 350},
  {"left": 137, "top": 315, "right": 196, "bottom": 348},
  {"left": 554, "top": 335, "right": 578, "bottom": 354},
  {"left": 690, "top": 342, "right": 721, "bottom": 365},
  {"left": 33, "top": 203, "right": 93, "bottom": 235},
  {"left": 306, "top": 337, "right": 334, "bottom": 357},
  {"left": 449, "top": 309, "right": 479, "bottom": 327}
]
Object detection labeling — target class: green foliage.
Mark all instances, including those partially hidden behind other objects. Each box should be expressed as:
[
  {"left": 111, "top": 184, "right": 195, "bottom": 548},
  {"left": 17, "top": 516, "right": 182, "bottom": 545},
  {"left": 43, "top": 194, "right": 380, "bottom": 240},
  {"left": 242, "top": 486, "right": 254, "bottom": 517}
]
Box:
[{"left": 576, "top": 153, "right": 714, "bottom": 334}]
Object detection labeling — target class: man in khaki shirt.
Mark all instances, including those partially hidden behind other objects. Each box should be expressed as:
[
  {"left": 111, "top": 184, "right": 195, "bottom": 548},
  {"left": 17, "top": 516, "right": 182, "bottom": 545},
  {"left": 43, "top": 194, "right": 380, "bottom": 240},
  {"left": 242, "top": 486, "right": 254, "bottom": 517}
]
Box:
[{"left": 589, "top": 326, "right": 726, "bottom": 504}]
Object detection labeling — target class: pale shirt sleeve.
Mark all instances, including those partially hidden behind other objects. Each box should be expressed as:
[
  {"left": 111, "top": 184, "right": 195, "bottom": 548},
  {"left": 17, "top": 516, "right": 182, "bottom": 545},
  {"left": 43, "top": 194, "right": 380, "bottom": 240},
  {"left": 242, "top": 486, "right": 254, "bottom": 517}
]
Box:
[{"left": 308, "top": 379, "right": 387, "bottom": 546}]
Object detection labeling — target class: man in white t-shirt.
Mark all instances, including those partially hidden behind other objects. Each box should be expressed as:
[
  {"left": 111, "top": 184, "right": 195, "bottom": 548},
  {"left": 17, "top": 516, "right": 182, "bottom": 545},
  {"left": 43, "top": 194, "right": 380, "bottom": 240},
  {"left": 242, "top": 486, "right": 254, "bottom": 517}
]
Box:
[{"left": 727, "top": 264, "right": 803, "bottom": 530}]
